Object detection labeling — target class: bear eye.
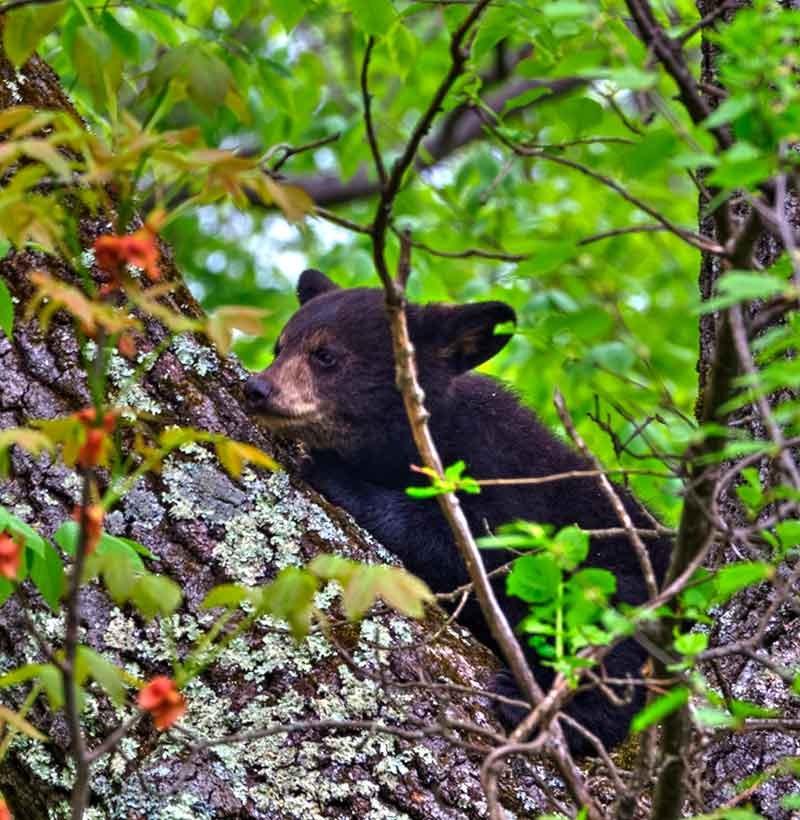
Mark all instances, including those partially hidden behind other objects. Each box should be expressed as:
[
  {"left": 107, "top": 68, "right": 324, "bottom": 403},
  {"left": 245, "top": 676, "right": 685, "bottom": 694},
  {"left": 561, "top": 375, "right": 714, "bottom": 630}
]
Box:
[{"left": 311, "top": 347, "right": 336, "bottom": 369}]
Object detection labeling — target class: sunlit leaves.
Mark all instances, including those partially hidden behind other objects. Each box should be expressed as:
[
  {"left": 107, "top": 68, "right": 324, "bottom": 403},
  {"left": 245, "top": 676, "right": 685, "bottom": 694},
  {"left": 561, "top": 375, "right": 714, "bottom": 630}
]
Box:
[
  {"left": 73, "top": 27, "right": 122, "bottom": 111},
  {"left": 0, "top": 704, "right": 46, "bottom": 741},
  {"left": 0, "top": 428, "right": 54, "bottom": 475},
  {"left": 349, "top": 0, "right": 397, "bottom": 36},
  {"left": 205, "top": 306, "right": 270, "bottom": 355},
  {"left": 214, "top": 439, "right": 280, "bottom": 477},
  {"left": 202, "top": 556, "right": 434, "bottom": 642},
  {"left": 27, "top": 271, "right": 139, "bottom": 338},
  {"left": 405, "top": 460, "right": 480, "bottom": 498},
  {"left": 3, "top": 0, "right": 68, "bottom": 67},
  {"left": 147, "top": 43, "right": 245, "bottom": 118}
]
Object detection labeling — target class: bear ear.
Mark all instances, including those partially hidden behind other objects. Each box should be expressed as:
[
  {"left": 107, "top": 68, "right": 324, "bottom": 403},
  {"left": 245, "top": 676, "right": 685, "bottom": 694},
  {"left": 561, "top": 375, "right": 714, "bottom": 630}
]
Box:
[
  {"left": 427, "top": 301, "right": 516, "bottom": 372},
  {"left": 297, "top": 269, "right": 339, "bottom": 305}
]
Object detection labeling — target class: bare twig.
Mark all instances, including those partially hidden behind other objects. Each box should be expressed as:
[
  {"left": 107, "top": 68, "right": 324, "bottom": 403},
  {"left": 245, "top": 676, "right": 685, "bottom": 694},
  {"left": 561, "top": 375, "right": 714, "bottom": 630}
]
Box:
[
  {"left": 577, "top": 224, "right": 668, "bottom": 246},
  {"left": 360, "top": 36, "right": 388, "bottom": 189},
  {"left": 554, "top": 389, "right": 659, "bottom": 599},
  {"left": 624, "top": 0, "right": 732, "bottom": 150},
  {"left": 676, "top": 0, "right": 738, "bottom": 44},
  {"left": 363, "top": 4, "right": 602, "bottom": 817},
  {"left": 269, "top": 133, "right": 342, "bottom": 173}
]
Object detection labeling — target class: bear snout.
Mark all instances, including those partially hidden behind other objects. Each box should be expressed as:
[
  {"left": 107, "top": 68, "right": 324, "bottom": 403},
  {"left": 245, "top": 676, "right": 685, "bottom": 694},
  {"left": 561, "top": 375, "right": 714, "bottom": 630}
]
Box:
[{"left": 244, "top": 375, "right": 274, "bottom": 412}]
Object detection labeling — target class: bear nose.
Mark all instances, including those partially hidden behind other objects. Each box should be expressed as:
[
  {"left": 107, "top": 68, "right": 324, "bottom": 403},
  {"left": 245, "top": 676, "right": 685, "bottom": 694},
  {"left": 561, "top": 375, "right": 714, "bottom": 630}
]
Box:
[{"left": 244, "top": 376, "right": 272, "bottom": 410}]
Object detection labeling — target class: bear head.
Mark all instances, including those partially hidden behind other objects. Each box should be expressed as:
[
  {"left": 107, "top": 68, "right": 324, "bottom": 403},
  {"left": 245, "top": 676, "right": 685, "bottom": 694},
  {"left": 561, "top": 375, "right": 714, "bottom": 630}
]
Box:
[{"left": 244, "top": 269, "right": 516, "bottom": 467}]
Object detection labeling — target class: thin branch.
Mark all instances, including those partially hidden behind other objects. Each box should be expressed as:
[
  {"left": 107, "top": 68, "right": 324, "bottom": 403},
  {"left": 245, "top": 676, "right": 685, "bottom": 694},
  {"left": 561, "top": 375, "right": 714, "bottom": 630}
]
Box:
[
  {"left": 190, "top": 718, "right": 432, "bottom": 748},
  {"left": 269, "top": 132, "right": 342, "bottom": 173},
  {"left": 624, "top": 0, "right": 733, "bottom": 150},
  {"left": 486, "top": 126, "right": 723, "bottom": 254},
  {"left": 578, "top": 224, "right": 668, "bottom": 246},
  {"left": 364, "top": 4, "right": 602, "bottom": 816},
  {"left": 86, "top": 714, "right": 144, "bottom": 763},
  {"left": 533, "top": 150, "right": 723, "bottom": 254},
  {"left": 475, "top": 466, "right": 676, "bottom": 485},
  {"left": 314, "top": 207, "right": 372, "bottom": 234},
  {"left": 554, "top": 389, "right": 660, "bottom": 599},
  {"left": 730, "top": 303, "right": 800, "bottom": 490},
  {"left": 402, "top": 232, "right": 526, "bottom": 262},
  {"left": 360, "top": 36, "right": 388, "bottom": 188},
  {"left": 676, "top": 0, "right": 738, "bottom": 45},
  {"left": 371, "top": 0, "right": 495, "bottom": 286}
]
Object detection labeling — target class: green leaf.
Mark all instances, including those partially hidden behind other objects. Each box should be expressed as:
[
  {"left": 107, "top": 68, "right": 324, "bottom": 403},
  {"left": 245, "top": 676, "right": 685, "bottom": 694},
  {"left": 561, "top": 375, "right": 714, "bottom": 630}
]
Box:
[
  {"left": 37, "top": 664, "right": 65, "bottom": 711},
  {"left": 54, "top": 520, "right": 78, "bottom": 555},
  {"left": 707, "top": 142, "right": 774, "bottom": 189},
  {"left": 308, "top": 554, "right": 358, "bottom": 584},
  {"left": 551, "top": 526, "right": 589, "bottom": 570},
  {"left": 514, "top": 241, "right": 577, "bottom": 277},
  {"left": 148, "top": 44, "right": 238, "bottom": 116},
  {"left": 704, "top": 93, "right": 756, "bottom": 128},
  {"left": 3, "top": 1, "right": 68, "bottom": 67},
  {"left": 29, "top": 540, "right": 64, "bottom": 610},
  {"left": 781, "top": 793, "right": 800, "bottom": 810},
  {"left": 78, "top": 647, "right": 126, "bottom": 706},
  {"left": 0, "top": 578, "right": 11, "bottom": 608},
  {"left": 542, "top": 0, "right": 594, "bottom": 20},
  {"left": 556, "top": 97, "right": 604, "bottom": 134},
  {"left": 130, "top": 575, "right": 182, "bottom": 620},
  {"left": 350, "top": 0, "right": 397, "bottom": 35},
  {"left": 673, "top": 632, "right": 708, "bottom": 656},
  {"left": 631, "top": 687, "right": 689, "bottom": 732},
  {"left": 590, "top": 66, "right": 657, "bottom": 90},
  {"left": 729, "top": 699, "right": 778, "bottom": 720},
  {"left": 99, "top": 10, "right": 141, "bottom": 62},
  {"left": 97, "top": 550, "right": 140, "bottom": 605},
  {"left": 73, "top": 26, "right": 122, "bottom": 110},
  {"left": 0, "top": 508, "right": 45, "bottom": 558},
  {"left": 716, "top": 561, "right": 774, "bottom": 601},
  {"left": 0, "top": 278, "right": 13, "bottom": 339},
  {"left": 0, "top": 663, "right": 43, "bottom": 688},
  {"left": 55, "top": 520, "right": 145, "bottom": 570},
  {"left": 261, "top": 566, "right": 318, "bottom": 640},
  {"left": 202, "top": 583, "right": 254, "bottom": 609},
  {"left": 700, "top": 271, "right": 788, "bottom": 313},
  {"left": 507, "top": 554, "right": 561, "bottom": 603},
  {"left": 271, "top": 0, "right": 311, "bottom": 31}
]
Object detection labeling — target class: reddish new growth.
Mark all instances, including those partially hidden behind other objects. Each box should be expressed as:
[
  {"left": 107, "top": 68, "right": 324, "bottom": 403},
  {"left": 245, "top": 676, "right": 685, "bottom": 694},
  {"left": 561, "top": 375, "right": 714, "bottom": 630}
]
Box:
[
  {"left": 72, "top": 505, "right": 104, "bottom": 555},
  {"left": 0, "top": 533, "right": 21, "bottom": 581},
  {"left": 137, "top": 676, "right": 186, "bottom": 730},
  {"left": 75, "top": 407, "right": 117, "bottom": 468},
  {"left": 94, "top": 225, "right": 160, "bottom": 290},
  {"left": 0, "top": 798, "right": 12, "bottom": 820}
]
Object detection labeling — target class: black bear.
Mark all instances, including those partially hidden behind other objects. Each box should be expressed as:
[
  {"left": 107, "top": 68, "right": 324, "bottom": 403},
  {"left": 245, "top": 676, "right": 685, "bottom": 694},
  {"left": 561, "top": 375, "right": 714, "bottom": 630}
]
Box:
[{"left": 245, "top": 268, "right": 672, "bottom": 754}]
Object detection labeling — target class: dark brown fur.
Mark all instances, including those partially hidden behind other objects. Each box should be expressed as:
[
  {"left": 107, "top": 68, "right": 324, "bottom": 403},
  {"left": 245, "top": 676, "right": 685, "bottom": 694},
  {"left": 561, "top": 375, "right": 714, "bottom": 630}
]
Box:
[{"left": 245, "top": 269, "right": 672, "bottom": 754}]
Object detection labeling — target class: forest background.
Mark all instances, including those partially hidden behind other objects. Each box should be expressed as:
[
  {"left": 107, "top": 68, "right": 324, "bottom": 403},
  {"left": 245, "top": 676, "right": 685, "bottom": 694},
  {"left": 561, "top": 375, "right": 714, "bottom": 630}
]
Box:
[{"left": 0, "top": 0, "right": 798, "bottom": 819}]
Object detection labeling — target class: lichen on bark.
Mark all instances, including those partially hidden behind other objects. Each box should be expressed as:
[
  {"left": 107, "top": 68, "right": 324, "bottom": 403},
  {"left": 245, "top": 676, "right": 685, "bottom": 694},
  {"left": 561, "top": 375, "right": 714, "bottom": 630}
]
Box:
[{"left": 0, "top": 47, "right": 554, "bottom": 820}]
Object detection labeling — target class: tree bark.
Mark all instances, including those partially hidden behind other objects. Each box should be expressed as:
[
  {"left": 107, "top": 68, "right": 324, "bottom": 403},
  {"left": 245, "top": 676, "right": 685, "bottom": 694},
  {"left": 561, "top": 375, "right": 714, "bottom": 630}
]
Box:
[
  {"left": 0, "top": 52, "right": 553, "bottom": 820},
  {"left": 692, "top": 3, "right": 800, "bottom": 816}
]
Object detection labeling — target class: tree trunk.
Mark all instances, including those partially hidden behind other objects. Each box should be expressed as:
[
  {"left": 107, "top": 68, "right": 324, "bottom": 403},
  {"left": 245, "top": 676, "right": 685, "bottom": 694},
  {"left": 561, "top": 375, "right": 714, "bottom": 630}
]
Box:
[
  {"left": 692, "top": 3, "right": 800, "bottom": 816},
  {"left": 0, "top": 52, "right": 552, "bottom": 820}
]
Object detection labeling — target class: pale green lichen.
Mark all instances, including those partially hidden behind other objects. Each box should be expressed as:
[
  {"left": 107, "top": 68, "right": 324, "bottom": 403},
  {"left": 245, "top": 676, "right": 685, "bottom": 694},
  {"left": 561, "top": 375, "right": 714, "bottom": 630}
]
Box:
[
  {"left": 84, "top": 341, "right": 163, "bottom": 417},
  {"left": 5, "top": 406, "right": 471, "bottom": 819},
  {"left": 171, "top": 334, "right": 218, "bottom": 377}
]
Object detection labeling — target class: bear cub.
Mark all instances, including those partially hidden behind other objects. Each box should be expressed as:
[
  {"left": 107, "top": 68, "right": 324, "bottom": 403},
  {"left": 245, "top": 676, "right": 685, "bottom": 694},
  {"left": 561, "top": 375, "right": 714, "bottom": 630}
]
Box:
[{"left": 245, "top": 268, "right": 671, "bottom": 754}]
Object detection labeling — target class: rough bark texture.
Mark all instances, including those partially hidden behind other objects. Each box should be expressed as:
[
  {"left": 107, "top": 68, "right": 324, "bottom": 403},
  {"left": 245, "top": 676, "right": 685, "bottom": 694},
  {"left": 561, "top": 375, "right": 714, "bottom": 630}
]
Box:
[
  {"left": 0, "top": 54, "right": 557, "bottom": 820},
  {"left": 693, "top": 3, "right": 800, "bottom": 816}
]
